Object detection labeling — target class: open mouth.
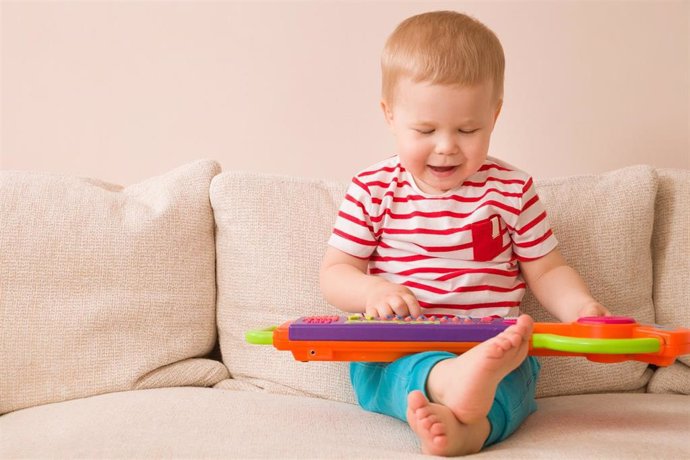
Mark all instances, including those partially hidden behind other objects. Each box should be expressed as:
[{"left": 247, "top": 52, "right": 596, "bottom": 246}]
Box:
[{"left": 428, "top": 165, "right": 458, "bottom": 175}]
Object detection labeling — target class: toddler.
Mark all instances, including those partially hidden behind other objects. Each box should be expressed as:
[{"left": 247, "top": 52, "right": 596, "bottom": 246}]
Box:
[{"left": 320, "top": 11, "right": 610, "bottom": 456}]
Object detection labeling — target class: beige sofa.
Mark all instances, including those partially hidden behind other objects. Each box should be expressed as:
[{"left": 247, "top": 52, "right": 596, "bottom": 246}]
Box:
[{"left": 1, "top": 160, "right": 688, "bottom": 459}]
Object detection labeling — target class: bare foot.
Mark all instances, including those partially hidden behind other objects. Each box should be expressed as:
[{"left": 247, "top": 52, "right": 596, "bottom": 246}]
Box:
[
  {"left": 426, "top": 314, "right": 534, "bottom": 425},
  {"left": 406, "top": 390, "right": 489, "bottom": 456}
]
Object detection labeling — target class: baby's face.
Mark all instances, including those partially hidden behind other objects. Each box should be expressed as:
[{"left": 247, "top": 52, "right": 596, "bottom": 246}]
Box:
[{"left": 382, "top": 78, "right": 501, "bottom": 195}]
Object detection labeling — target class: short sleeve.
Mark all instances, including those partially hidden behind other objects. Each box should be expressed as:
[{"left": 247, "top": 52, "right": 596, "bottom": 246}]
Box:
[
  {"left": 510, "top": 177, "right": 558, "bottom": 261},
  {"left": 327, "top": 177, "right": 379, "bottom": 259}
]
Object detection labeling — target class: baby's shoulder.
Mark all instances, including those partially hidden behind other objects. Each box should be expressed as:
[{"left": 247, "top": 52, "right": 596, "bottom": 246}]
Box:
[
  {"left": 350, "top": 156, "right": 404, "bottom": 194},
  {"left": 479, "top": 156, "right": 533, "bottom": 190},
  {"left": 353, "top": 155, "right": 402, "bottom": 180}
]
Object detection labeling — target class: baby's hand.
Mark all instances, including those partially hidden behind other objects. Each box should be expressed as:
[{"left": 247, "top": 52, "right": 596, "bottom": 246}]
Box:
[
  {"left": 577, "top": 300, "right": 611, "bottom": 318},
  {"left": 365, "top": 280, "right": 422, "bottom": 319}
]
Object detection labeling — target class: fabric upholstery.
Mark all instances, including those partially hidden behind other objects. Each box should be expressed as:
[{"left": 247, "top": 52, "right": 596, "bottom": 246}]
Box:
[
  {"left": 2, "top": 164, "right": 688, "bottom": 459},
  {"left": 211, "top": 172, "right": 356, "bottom": 403},
  {"left": 651, "top": 169, "right": 690, "bottom": 372},
  {"left": 0, "top": 388, "right": 423, "bottom": 459},
  {"left": 0, "top": 161, "right": 228, "bottom": 414},
  {"left": 522, "top": 166, "right": 658, "bottom": 397},
  {"left": 485, "top": 392, "right": 690, "bottom": 458},
  {"left": 1, "top": 387, "right": 688, "bottom": 459},
  {"left": 647, "top": 362, "right": 690, "bottom": 394},
  {"left": 212, "top": 166, "right": 659, "bottom": 402}
]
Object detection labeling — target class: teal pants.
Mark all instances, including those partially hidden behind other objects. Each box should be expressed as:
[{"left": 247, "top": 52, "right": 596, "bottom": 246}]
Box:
[{"left": 350, "top": 352, "right": 540, "bottom": 447}]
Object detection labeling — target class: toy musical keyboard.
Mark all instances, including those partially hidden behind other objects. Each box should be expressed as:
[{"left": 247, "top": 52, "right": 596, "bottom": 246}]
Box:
[{"left": 246, "top": 315, "right": 690, "bottom": 366}]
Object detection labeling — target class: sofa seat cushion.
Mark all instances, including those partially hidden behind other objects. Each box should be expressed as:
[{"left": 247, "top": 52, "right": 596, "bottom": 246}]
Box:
[
  {"left": 0, "top": 387, "right": 423, "bottom": 459},
  {"left": 1, "top": 387, "right": 687, "bottom": 459},
  {"left": 488, "top": 393, "right": 689, "bottom": 458}
]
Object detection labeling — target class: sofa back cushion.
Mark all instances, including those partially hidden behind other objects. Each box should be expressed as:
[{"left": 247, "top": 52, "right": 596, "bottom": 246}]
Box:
[
  {"left": 211, "top": 172, "right": 355, "bottom": 403},
  {"left": 212, "top": 166, "right": 657, "bottom": 403},
  {"left": 521, "top": 166, "right": 657, "bottom": 397},
  {"left": 647, "top": 169, "right": 690, "bottom": 393},
  {"left": 0, "top": 161, "right": 228, "bottom": 414},
  {"left": 651, "top": 169, "right": 689, "bottom": 361}
]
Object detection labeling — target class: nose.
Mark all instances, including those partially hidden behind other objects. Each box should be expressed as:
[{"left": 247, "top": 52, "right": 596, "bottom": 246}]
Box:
[{"left": 435, "top": 133, "right": 459, "bottom": 156}]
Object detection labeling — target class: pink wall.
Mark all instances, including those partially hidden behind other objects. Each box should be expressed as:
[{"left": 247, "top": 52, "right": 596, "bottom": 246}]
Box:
[{"left": 1, "top": 1, "right": 688, "bottom": 185}]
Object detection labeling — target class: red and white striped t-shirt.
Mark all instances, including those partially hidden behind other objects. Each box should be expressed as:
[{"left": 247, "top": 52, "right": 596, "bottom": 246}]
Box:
[{"left": 328, "top": 155, "right": 558, "bottom": 318}]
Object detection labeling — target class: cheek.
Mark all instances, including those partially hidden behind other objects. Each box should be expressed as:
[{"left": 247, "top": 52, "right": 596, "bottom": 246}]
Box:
[
  {"left": 461, "top": 135, "right": 490, "bottom": 157},
  {"left": 399, "top": 144, "right": 429, "bottom": 169},
  {"left": 398, "top": 153, "right": 429, "bottom": 175},
  {"left": 399, "top": 135, "right": 429, "bottom": 156}
]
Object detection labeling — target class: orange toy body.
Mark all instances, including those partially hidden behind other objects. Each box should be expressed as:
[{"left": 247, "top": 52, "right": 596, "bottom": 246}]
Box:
[{"left": 257, "top": 315, "right": 690, "bottom": 366}]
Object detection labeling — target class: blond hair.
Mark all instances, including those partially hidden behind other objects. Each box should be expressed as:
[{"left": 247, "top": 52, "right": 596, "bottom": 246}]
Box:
[{"left": 381, "top": 11, "right": 504, "bottom": 104}]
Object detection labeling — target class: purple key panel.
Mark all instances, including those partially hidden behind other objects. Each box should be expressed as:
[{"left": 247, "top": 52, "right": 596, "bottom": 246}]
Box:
[{"left": 288, "top": 315, "right": 513, "bottom": 342}]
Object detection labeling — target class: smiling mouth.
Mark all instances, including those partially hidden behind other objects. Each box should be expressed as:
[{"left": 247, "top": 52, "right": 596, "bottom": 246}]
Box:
[{"left": 428, "top": 165, "right": 458, "bottom": 174}]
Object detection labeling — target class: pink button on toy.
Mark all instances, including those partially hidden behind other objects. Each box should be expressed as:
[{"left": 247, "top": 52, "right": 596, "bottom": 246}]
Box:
[{"left": 577, "top": 316, "right": 635, "bottom": 325}]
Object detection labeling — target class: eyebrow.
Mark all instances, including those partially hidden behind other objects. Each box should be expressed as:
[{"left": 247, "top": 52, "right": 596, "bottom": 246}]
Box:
[{"left": 413, "top": 120, "right": 478, "bottom": 126}]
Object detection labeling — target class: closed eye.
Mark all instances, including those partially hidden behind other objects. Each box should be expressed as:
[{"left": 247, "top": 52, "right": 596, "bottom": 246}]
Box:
[{"left": 459, "top": 129, "right": 479, "bottom": 134}]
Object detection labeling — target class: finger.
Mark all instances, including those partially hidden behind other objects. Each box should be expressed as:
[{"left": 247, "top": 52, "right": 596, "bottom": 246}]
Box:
[
  {"left": 387, "top": 296, "right": 411, "bottom": 318},
  {"left": 402, "top": 293, "right": 422, "bottom": 318},
  {"left": 376, "top": 304, "right": 395, "bottom": 319},
  {"left": 591, "top": 307, "right": 607, "bottom": 317},
  {"left": 366, "top": 305, "right": 386, "bottom": 319}
]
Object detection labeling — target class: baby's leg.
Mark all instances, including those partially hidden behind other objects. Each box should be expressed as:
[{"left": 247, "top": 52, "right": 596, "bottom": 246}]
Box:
[{"left": 407, "top": 315, "right": 534, "bottom": 455}]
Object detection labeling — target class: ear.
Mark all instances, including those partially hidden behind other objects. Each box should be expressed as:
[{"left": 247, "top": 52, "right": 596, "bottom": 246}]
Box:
[
  {"left": 493, "top": 99, "right": 503, "bottom": 125},
  {"left": 380, "top": 99, "right": 395, "bottom": 128}
]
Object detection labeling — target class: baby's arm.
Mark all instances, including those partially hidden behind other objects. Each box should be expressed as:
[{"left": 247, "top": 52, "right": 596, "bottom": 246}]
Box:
[
  {"left": 519, "top": 248, "right": 611, "bottom": 323},
  {"left": 320, "top": 246, "right": 422, "bottom": 318}
]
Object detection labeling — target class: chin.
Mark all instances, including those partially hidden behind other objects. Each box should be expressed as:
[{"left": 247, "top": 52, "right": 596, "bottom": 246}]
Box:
[{"left": 424, "top": 178, "right": 462, "bottom": 195}]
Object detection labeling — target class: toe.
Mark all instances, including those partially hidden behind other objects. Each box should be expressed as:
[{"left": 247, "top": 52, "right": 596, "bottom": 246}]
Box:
[
  {"left": 496, "top": 335, "right": 513, "bottom": 350},
  {"left": 419, "top": 413, "right": 438, "bottom": 430},
  {"left": 517, "top": 314, "right": 534, "bottom": 331},
  {"left": 429, "top": 420, "right": 446, "bottom": 436},
  {"left": 407, "top": 390, "right": 429, "bottom": 412},
  {"left": 506, "top": 331, "right": 524, "bottom": 347}
]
